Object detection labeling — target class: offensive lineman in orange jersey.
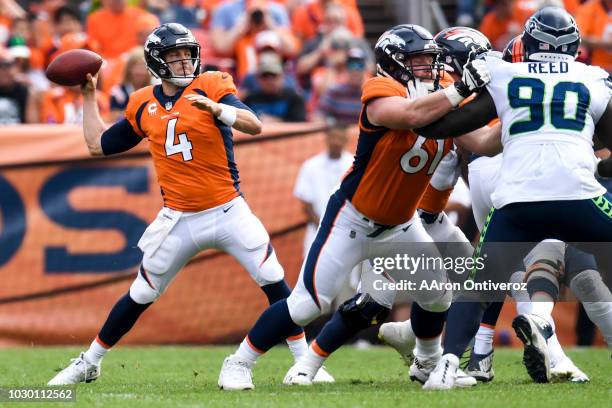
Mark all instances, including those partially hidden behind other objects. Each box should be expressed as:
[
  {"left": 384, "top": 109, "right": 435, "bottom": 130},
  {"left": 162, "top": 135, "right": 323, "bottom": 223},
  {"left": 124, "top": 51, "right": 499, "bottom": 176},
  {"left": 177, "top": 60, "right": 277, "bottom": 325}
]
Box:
[
  {"left": 218, "top": 24, "right": 493, "bottom": 390},
  {"left": 281, "top": 27, "right": 496, "bottom": 389},
  {"left": 48, "top": 23, "right": 334, "bottom": 387}
]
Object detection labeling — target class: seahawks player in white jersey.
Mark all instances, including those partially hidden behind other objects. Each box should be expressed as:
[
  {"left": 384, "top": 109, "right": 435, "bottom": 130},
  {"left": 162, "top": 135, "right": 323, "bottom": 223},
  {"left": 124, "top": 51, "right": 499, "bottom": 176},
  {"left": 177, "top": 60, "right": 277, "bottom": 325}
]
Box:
[{"left": 413, "top": 6, "right": 612, "bottom": 389}]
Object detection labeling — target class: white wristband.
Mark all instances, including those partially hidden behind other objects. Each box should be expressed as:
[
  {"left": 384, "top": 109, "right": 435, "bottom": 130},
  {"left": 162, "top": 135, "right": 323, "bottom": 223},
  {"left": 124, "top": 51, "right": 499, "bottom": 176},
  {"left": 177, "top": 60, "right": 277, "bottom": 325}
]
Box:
[
  {"left": 443, "top": 86, "right": 465, "bottom": 108},
  {"left": 216, "top": 104, "right": 237, "bottom": 126}
]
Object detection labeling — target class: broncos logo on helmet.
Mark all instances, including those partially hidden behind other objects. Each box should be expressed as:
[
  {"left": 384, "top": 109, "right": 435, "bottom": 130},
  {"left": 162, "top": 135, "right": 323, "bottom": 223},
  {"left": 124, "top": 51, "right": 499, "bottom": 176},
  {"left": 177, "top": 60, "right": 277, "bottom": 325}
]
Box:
[
  {"left": 144, "top": 23, "right": 201, "bottom": 87},
  {"left": 434, "top": 26, "right": 492, "bottom": 75},
  {"left": 374, "top": 24, "right": 443, "bottom": 87}
]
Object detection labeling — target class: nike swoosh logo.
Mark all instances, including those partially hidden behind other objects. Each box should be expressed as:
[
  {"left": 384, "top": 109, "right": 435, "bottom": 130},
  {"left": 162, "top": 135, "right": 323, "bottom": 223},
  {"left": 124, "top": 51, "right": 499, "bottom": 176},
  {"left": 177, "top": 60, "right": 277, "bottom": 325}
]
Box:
[
  {"left": 223, "top": 205, "right": 234, "bottom": 213},
  {"left": 222, "top": 74, "right": 229, "bottom": 79},
  {"left": 402, "top": 225, "right": 412, "bottom": 232}
]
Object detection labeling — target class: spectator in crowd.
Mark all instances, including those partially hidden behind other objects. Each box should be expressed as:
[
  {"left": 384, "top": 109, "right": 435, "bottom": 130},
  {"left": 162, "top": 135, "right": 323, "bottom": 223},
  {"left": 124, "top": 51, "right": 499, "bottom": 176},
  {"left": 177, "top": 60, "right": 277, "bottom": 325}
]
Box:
[
  {"left": 291, "top": 0, "right": 363, "bottom": 43},
  {"left": 210, "top": 0, "right": 290, "bottom": 56},
  {"left": 232, "top": 6, "right": 299, "bottom": 81},
  {"left": 87, "top": 0, "right": 158, "bottom": 59},
  {"left": 576, "top": 0, "right": 612, "bottom": 73},
  {"left": 0, "top": 48, "right": 36, "bottom": 124},
  {"left": 479, "top": 0, "right": 537, "bottom": 50},
  {"left": 239, "top": 30, "right": 300, "bottom": 96},
  {"left": 49, "top": 32, "right": 91, "bottom": 64},
  {"left": 39, "top": 82, "right": 109, "bottom": 124},
  {"left": 293, "top": 122, "right": 353, "bottom": 257},
  {"left": 0, "top": 0, "right": 25, "bottom": 45},
  {"left": 99, "top": 13, "right": 159, "bottom": 94},
  {"left": 296, "top": 3, "right": 370, "bottom": 91},
  {"left": 9, "top": 41, "right": 49, "bottom": 92},
  {"left": 243, "top": 52, "right": 306, "bottom": 122},
  {"left": 6, "top": 15, "right": 45, "bottom": 68},
  {"left": 39, "top": 32, "right": 110, "bottom": 124},
  {"left": 109, "top": 46, "right": 150, "bottom": 120},
  {"left": 307, "top": 27, "right": 353, "bottom": 112},
  {"left": 317, "top": 47, "right": 367, "bottom": 125},
  {"left": 41, "top": 6, "right": 85, "bottom": 66},
  {"left": 148, "top": 0, "right": 200, "bottom": 28}
]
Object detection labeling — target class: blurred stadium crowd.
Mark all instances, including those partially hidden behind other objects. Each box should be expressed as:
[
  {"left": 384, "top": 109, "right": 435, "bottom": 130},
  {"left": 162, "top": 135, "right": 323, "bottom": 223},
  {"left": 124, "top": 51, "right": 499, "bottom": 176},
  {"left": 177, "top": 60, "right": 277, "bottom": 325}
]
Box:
[{"left": 0, "top": 0, "right": 609, "bottom": 127}]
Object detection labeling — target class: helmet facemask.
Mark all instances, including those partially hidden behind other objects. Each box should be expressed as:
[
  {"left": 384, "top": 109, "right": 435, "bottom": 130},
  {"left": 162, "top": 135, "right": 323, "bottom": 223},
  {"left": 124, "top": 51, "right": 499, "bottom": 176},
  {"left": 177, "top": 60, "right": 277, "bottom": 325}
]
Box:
[
  {"left": 160, "top": 46, "right": 201, "bottom": 87},
  {"left": 383, "top": 50, "right": 443, "bottom": 90},
  {"left": 145, "top": 26, "right": 200, "bottom": 87}
]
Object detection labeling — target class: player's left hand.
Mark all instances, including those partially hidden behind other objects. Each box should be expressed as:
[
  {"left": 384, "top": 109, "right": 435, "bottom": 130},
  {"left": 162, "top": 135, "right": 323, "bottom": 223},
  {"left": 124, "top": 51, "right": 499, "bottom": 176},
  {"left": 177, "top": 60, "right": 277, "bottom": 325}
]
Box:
[
  {"left": 184, "top": 94, "right": 222, "bottom": 116},
  {"left": 461, "top": 59, "right": 491, "bottom": 92}
]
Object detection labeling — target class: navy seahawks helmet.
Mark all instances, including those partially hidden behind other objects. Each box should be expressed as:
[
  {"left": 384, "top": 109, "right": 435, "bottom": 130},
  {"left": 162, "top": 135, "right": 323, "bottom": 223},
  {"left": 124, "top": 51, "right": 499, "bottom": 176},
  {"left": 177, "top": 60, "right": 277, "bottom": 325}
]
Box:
[
  {"left": 374, "top": 24, "right": 442, "bottom": 86},
  {"left": 144, "top": 23, "right": 201, "bottom": 87},
  {"left": 522, "top": 6, "right": 580, "bottom": 62},
  {"left": 434, "top": 27, "right": 492, "bottom": 75}
]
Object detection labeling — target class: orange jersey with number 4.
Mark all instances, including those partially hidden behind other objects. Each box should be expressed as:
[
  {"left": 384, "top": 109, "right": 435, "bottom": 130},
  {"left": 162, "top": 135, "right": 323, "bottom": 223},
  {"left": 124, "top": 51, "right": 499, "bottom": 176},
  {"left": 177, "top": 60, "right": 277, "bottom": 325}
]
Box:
[
  {"left": 339, "top": 76, "right": 453, "bottom": 225},
  {"left": 125, "top": 71, "right": 241, "bottom": 212}
]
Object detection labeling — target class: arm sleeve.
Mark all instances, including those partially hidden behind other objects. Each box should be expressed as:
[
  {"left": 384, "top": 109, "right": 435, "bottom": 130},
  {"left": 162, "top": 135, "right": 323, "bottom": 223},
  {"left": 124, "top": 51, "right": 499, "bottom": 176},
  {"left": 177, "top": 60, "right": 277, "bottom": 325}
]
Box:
[
  {"left": 100, "top": 119, "right": 142, "bottom": 155},
  {"left": 415, "top": 89, "right": 498, "bottom": 139},
  {"left": 219, "top": 93, "right": 257, "bottom": 116}
]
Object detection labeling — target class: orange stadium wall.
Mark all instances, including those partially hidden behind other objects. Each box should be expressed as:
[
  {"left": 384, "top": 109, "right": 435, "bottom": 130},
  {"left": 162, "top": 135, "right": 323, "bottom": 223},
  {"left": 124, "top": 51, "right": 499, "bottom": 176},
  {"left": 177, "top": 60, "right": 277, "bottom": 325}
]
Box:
[{"left": 0, "top": 125, "right": 603, "bottom": 347}]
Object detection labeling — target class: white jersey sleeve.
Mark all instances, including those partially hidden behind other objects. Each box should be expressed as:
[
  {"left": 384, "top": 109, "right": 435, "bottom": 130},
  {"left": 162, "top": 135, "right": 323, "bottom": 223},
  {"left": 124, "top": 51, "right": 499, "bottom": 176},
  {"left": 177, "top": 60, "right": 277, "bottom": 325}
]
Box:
[{"left": 483, "top": 56, "right": 608, "bottom": 208}]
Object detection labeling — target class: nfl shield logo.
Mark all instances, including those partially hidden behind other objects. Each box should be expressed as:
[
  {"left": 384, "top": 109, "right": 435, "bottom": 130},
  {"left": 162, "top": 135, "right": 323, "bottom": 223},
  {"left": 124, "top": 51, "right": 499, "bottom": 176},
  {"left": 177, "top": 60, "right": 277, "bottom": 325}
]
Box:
[{"left": 165, "top": 102, "right": 173, "bottom": 110}]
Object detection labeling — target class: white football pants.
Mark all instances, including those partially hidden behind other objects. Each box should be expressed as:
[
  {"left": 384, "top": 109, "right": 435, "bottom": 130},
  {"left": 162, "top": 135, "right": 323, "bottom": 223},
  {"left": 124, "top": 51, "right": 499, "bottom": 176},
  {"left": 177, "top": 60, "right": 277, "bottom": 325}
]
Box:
[{"left": 129, "top": 196, "right": 284, "bottom": 304}]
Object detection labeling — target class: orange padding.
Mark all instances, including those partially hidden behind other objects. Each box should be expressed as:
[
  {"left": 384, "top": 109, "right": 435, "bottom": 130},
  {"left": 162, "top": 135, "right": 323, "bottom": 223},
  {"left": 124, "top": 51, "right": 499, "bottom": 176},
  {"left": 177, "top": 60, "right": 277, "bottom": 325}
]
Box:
[
  {"left": 419, "top": 185, "right": 453, "bottom": 214},
  {"left": 311, "top": 340, "right": 330, "bottom": 357},
  {"left": 287, "top": 332, "right": 305, "bottom": 341}
]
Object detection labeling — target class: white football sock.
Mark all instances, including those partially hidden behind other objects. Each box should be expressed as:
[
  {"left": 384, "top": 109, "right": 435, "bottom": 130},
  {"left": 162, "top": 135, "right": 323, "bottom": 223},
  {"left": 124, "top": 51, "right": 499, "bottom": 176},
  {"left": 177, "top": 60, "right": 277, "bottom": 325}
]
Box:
[
  {"left": 303, "top": 343, "right": 327, "bottom": 373},
  {"left": 529, "top": 301, "right": 554, "bottom": 321},
  {"left": 84, "top": 337, "right": 109, "bottom": 365},
  {"left": 235, "top": 338, "right": 261, "bottom": 366},
  {"left": 286, "top": 334, "right": 308, "bottom": 362},
  {"left": 414, "top": 336, "right": 442, "bottom": 359},
  {"left": 473, "top": 325, "right": 495, "bottom": 355},
  {"left": 516, "top": 302, "right": 532, "bottom": 315},
  {"left": 547, "top": 332, "right": 567, "bottom": 368}
]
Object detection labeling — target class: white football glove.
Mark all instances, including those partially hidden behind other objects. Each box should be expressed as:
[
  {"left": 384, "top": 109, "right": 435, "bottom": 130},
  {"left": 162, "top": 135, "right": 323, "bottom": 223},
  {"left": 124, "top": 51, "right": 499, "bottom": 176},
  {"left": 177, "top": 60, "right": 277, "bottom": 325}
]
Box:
[
  {"left": 459, "top": 59, "right": 491, "bottom": 94},
  {"left": 430, "top": 149, "right": 461, "bottom": 191},
  {"left": 443, "top": 57, "right": 492, "bottom": 106}
]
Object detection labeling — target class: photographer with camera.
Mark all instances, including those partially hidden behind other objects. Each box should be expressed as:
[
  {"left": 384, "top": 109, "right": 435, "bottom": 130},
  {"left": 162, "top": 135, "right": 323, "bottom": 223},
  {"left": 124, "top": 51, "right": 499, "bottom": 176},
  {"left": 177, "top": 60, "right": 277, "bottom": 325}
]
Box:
[{"left": 210, "top": 0, "right": 291, "bottom": 56}]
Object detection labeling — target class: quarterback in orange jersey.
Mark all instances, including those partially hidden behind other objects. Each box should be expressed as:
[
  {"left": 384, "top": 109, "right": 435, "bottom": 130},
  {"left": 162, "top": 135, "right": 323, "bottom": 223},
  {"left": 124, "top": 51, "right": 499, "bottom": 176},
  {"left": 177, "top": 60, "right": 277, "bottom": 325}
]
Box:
[
  {"left": 218, "top": 24, "right": 493, "bottom": 390},
  {"left": 48, "top": 23, "right": 334, "bottom": 387}
]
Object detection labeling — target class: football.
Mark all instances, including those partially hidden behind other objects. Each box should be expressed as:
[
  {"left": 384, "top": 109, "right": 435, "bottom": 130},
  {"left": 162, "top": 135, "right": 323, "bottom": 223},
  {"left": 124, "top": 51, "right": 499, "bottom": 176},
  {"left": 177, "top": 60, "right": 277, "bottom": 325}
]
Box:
[{"left": 45, "top": 49, "right": 103, "bottom": 87}]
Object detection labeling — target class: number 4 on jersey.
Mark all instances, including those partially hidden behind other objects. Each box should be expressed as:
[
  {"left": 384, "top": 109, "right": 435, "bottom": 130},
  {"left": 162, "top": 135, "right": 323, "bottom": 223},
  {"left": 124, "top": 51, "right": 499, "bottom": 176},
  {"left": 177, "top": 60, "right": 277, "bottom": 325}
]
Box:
[{"left": 165, "top": 117, "right": 193, "bottom": 161}]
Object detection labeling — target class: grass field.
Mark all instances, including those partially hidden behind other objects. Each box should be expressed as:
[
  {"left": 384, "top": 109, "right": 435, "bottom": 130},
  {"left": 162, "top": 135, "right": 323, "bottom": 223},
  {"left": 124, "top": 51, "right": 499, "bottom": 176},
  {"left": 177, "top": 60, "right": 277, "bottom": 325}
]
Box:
[{"left": 0, "top": 346, "right": 610, "bottom": 408}]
